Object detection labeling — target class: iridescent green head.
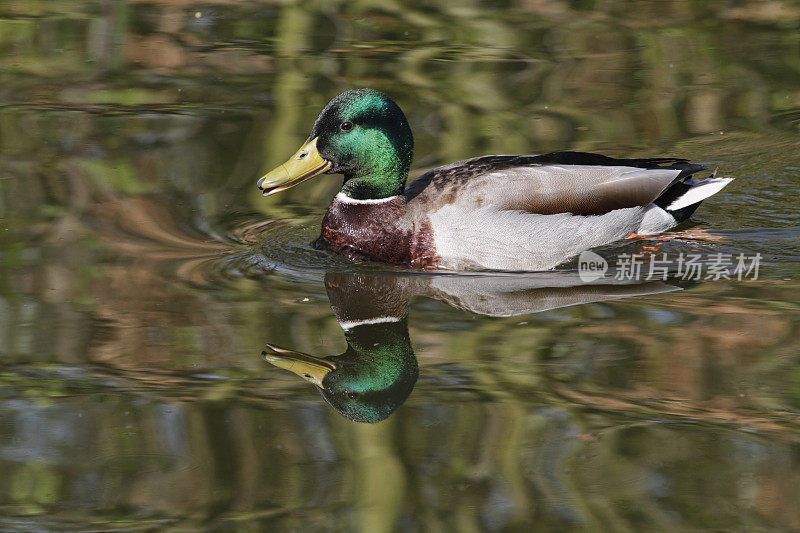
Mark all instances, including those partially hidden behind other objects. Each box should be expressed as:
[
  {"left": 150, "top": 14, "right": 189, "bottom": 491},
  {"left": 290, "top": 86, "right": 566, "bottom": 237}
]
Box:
[
  {"left": 318, "top": 321, "right": 417, "bottom": 423},
  {"left": 257, "top": 88, "right": 414, "bottom": 200},
  {"left": 263, "top": 320, "right": 418, "bottom": 423}
]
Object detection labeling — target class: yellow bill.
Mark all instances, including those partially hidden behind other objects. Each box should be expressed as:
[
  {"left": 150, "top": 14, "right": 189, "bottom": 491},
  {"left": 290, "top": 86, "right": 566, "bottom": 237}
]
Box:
[
  {"left": 262, "top": 343, "right": 336, "bottom": 388},
  {"left": 257, "top": 137, "right": 332, "bottom": 196}
]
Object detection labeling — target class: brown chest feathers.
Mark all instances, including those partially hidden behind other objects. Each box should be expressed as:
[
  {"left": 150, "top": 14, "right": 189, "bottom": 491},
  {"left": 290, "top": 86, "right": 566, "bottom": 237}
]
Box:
[{"left": 318, "top": 195, "right": 438, "bottom": 268}]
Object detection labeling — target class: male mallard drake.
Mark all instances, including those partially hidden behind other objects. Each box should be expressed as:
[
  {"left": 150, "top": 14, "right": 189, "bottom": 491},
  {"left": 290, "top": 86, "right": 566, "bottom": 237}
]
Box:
[{"left": 258, "top": 88, "right": 733, "bottom": 271}]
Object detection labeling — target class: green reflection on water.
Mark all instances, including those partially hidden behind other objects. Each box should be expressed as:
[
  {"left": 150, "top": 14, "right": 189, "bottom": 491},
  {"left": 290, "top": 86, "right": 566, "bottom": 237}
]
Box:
[{"left": 1, "top": 0, "right": 800, "bottom": 530}]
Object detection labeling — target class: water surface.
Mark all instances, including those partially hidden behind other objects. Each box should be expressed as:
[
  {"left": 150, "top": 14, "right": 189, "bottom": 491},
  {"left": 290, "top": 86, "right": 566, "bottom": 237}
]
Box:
[{"left": 1, "top": 1, "right": 800, "bottom": 530}]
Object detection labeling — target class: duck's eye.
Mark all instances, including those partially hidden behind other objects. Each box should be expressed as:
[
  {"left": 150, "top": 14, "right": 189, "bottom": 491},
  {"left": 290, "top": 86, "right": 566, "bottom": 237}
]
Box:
[
  {"left": 346, "top": 391, "right": 359, "bottom": 399},
  {"left": 339, "top": 121, "right": 353, "bottom": 132}
]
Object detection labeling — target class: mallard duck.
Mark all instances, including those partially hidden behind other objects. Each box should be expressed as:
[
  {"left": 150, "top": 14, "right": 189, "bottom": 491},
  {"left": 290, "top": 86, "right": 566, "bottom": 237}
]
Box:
[{"left": 257, "top": 88, "right": 733, "bottom": 271}]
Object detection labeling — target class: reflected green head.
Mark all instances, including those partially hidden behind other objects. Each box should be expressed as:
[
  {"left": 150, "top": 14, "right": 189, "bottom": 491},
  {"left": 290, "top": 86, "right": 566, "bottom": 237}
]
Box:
[{"left": 319, "top": 320, "right": 418, "bottom": 423}]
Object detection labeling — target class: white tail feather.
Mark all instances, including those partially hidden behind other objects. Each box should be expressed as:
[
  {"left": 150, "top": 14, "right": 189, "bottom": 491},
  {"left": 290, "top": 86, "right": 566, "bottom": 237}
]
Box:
[{"left": 666, "top": 177, "right": 734, "bottom": 211}]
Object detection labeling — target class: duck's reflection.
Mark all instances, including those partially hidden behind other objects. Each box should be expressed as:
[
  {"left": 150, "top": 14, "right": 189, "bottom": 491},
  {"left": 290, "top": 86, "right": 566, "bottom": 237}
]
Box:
[
  {"left": 263, "top": 272, "right": 683, "bottom": 423},
  {"left": 263, "top": 273, "right": 418, "bottom": 423}
]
